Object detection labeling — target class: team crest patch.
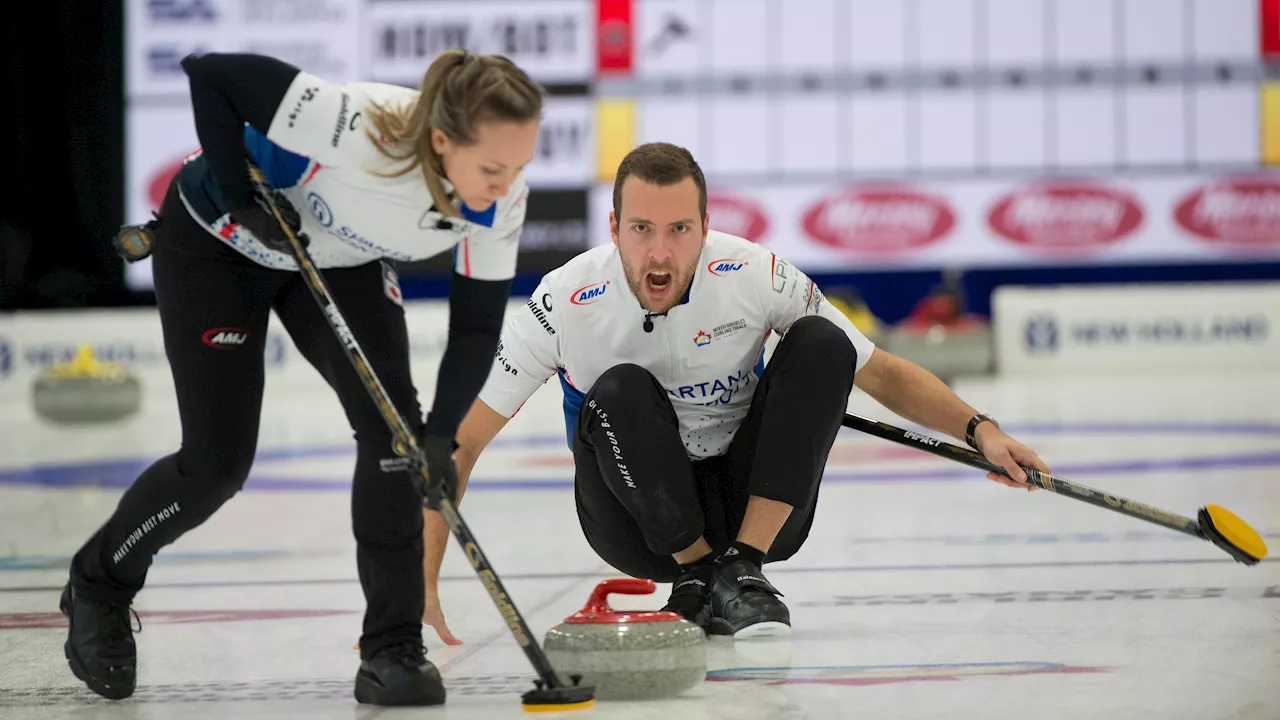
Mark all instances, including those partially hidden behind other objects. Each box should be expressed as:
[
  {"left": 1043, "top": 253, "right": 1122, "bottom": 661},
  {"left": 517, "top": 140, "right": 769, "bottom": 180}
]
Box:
[
  {"left": 382, "top": 262, "right": 403, "bottom": 306},
  {"left": 694, "top": 330, "right": 712, "bottom": 347}
]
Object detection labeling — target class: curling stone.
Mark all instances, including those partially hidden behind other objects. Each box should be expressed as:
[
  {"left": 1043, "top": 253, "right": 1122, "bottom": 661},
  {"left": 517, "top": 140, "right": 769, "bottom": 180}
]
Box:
[
  {"left": 543, "top": 578, "right": 706, "bottom": 702},
  {"left": 31, "top": 344, "right": 142, "bottom": 424}
]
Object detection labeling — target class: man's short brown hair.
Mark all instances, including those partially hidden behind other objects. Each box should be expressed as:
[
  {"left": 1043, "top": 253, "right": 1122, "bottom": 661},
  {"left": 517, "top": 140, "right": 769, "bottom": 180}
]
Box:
[{"left": 612, "top": 142, "right": 707, "bottom": 223}]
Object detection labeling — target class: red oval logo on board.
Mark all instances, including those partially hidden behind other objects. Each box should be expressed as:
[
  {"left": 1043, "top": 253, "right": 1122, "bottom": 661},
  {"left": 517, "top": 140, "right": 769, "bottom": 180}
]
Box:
[
  {"left": 801, "top": 186, "right": 956, "bottom": 252},
  {"left": 147, "top": 156, "right": 188, "bottom": 210},
  {"left": 707, "top": 193, "right": 770, "bottom": 243},
  {"left": 988, "top": 183, "right": 1143, "bottom": 249},
  {"left": 1174, "top": 177, "right": 1280, "bottom": 245}
]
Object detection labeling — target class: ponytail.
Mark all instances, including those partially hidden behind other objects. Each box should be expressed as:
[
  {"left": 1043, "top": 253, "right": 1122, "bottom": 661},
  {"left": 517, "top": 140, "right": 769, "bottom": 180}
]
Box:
[{"left": 364, "top": 49, "right": 544, "bottom": 217}]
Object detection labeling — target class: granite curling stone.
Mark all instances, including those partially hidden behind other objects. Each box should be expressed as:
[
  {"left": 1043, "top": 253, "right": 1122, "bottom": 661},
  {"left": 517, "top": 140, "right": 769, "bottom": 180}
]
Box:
[
  {"left": 543, "top": 578, "right": 707, "bottom": 702},
  {"left": 32, "top": 344, "right": 141, "bottom": 424}
]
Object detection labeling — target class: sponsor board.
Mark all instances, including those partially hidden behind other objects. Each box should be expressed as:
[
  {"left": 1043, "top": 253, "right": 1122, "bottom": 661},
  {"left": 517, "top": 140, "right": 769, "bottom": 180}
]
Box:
[
  {"left": 986, "top": 181, "right": 1144, "bottom": 250},
  {"left": 586, "top": 173, "right": 1280, "bottom": 270},
  {"left": 0, "top": 300, "right": 517, "bottom": 410},
  {"left": 520, "top": 98, "right": 592, "bottom": 188},
  {"left": 802, "top": 185, "right": 957, "bottom": 253},
  {"left": 1173, "top": 176, "right": 1280, "bottom": 246},
  {"left": 366, "top": 0, "right": 593, "bottom": 85},
  {"left": 126, "top": 105, "right": 203, "bottom": 290},
  {"left": 707, "top": 192, "right": 770, "bottom": 243},
  {"left": 518, "top": 189, "right": 590, "bottom": 254},
  {"left": 0, "top": 308, "right": 291, "bottom": 405},
  {"left": 127, "top": 0, "right": 361, "bottom": 97},
  {"left": 992, "top": 282, "right": 1280, "bottom": 376}
]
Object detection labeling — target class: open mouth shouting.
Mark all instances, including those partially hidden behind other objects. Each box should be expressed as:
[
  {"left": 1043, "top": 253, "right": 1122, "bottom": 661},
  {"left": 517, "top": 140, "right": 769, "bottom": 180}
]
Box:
[{"left": 646, "top": 270, "right": 672, "bottom": 298}]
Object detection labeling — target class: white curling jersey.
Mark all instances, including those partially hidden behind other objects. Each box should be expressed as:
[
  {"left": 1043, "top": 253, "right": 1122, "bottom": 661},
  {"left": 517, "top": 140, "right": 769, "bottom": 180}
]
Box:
[
  {"left": 480, "top": 231, "right": 877, "bottom": 459},
  {"left": 177, "top": 71, "right": 528, "bottom": 279}
]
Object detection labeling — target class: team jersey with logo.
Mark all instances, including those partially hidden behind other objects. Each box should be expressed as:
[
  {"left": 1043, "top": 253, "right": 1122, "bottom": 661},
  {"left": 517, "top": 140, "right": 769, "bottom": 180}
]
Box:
[
  {"left": 479, "top": 231, "right": 877, "bottom": 459},
  {"left": 176, "top": 71, "right": 529, "bottom": 279}
]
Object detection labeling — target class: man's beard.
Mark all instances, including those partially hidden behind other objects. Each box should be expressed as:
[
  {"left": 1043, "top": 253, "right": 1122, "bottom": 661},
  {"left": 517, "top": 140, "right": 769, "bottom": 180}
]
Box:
[{"left": 623, "top": 255, "right": 699, "bottom": 313}]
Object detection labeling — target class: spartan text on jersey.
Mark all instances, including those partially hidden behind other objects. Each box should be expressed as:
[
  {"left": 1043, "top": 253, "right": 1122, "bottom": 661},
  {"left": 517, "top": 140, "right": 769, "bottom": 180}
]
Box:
[{"left": 668, "top": 368, "right": 753, "bottom": 406}]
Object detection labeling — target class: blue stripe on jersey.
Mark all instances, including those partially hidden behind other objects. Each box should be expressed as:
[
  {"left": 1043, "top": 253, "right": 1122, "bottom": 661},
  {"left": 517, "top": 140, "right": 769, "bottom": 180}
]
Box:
[
  {"left": 558, "top": 367, "right": 586, "bottom": 449},
  {"left": 753, "top": 343, "right": 767, "bottom": 377},
  {"left": 459, "top": 201, "right": 496, "bottom": 228},
  {"left": 243, "top": 126, "right": 311, "bottom": 189}
]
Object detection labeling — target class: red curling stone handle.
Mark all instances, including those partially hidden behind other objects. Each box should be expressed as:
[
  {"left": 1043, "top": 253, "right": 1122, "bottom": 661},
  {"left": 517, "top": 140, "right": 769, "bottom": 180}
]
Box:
[{"left": 582, "top": 579, "right": 656, "bottom": 615}]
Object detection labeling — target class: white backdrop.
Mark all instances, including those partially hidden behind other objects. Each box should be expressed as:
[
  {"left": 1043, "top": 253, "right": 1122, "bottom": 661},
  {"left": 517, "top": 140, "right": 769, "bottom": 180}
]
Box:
[{"left": 125, "top": 0, "right": 1280, "bottom": 290}]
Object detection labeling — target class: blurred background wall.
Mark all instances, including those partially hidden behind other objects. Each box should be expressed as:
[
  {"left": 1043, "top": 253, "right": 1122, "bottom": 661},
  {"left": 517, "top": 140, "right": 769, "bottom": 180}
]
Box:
[{"left": 4, "top": 0, "right": 1279, "bottom": 333}]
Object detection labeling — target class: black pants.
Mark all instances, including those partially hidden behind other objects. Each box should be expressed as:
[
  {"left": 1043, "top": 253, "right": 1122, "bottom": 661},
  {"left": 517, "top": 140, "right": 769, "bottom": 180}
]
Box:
[
  {"left": 573, "top": 316, "right": 859, "bottom": 583},
  {"left": 71, "top": 179, "right": 426, "bottom": 659}
]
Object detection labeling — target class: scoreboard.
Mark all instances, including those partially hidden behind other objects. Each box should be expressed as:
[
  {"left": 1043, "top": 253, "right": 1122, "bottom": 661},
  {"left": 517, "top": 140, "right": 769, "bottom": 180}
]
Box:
[{"left": 125, "top": 0, "right": 1280, "bottom": 289}]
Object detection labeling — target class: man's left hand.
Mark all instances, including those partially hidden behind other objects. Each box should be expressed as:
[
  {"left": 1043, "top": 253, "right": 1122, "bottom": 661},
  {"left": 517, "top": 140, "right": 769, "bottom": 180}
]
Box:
[{"left": 973, "top": 424, "right": 1050, "bottom": 491}]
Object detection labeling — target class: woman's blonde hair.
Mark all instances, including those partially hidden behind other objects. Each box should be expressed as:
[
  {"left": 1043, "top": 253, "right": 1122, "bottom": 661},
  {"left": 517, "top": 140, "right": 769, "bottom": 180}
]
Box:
[{"left": 364, "top": 49, "right": 544, "bottom": 217}]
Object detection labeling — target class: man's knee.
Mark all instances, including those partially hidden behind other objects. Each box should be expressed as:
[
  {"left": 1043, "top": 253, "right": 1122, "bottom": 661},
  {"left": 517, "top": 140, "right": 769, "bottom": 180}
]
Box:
[
  {"left": 783, "top": 315, "right": 857, "bottom": 368},
  {"left": 588, "top": 363, "right": 663, "bottom": 406}
]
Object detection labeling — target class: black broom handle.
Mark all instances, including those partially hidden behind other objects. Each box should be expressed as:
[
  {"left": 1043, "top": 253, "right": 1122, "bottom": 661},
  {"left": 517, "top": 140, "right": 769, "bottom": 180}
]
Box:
[
  {"left": 247, "top": 165, "right": 566, "bottom": 688},
  {"left": 841, "top": 412, "right": 1204, "bottom": 539}
]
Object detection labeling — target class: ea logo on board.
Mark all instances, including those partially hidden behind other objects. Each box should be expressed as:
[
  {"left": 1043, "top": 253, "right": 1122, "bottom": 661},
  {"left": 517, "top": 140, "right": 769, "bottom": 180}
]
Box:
[
  {"left": 1024, "top": 315, "right": 1059, "bottom": 353},
  {"left": 570, "top": 281, "right": 610, "bottom": 305},
  {"left": 307, "top": 192, "right": 334, "bottom": 228},
  {"left": 707, "top": 258, "right": 749, "bottom": 276},
  {"left": 0, "top": 337, "right": 12, "bottom": 379}
]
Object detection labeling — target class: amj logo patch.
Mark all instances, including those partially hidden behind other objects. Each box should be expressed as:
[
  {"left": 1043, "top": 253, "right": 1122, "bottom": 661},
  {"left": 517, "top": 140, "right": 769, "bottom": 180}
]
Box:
[
  {"left": 570, "top": 281, "right": 610, "bottom": 305},
  {"left": 202, "top": 327, "right": 250, "bottom": 349},
  {"left": 708, "top": 258, "right": 749, "bottom": 276}
]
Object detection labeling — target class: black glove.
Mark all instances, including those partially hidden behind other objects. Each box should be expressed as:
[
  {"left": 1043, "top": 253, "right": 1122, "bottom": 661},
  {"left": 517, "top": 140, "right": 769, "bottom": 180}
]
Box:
[
  {"left": 420, "top": 435, "right": 459, "bottom": 510},
  {"left": 229, "top": 189, "right": 308, "bottom": 253}
]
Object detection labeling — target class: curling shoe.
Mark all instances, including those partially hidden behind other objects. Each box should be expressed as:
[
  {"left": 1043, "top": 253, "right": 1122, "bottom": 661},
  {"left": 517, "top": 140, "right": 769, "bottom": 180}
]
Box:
[
  {"left": 60, "top": 582, "right": 139, "bottom": 700},
  {"left": 660, "top": 562, "right": 714, "bottom": 631},
  {"left": 354, "top": 638, "right": 446, "bottom": 706},
  {"left": 708, "top": 554, "right": 791, "bottom": 639}
]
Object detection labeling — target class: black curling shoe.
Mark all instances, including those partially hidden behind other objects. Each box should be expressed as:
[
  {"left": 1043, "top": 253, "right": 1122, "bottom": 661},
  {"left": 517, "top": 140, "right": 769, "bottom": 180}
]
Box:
[
  {"left": 661, "top": 562, "right": 714, "bottom": 631},
  {"left": 60, "top": 583, "right": 139, "bottom": 700},
  {"left": 708, "top": 556, "right": 792, "bottom": 639},
  {"left": 354, "top": 639, "right": 446, "bottom": 706}
]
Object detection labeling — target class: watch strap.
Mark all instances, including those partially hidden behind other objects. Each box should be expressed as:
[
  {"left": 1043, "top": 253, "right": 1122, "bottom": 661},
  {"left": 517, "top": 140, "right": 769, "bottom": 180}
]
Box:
[{"left": 966, "top": 413, "right": 996, "bottom": 450}]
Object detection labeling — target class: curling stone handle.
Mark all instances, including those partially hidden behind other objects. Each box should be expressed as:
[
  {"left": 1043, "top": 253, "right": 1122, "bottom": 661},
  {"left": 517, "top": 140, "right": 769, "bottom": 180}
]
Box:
[{"left": 582, "top": 579, "right": 656, "bottom": 614}]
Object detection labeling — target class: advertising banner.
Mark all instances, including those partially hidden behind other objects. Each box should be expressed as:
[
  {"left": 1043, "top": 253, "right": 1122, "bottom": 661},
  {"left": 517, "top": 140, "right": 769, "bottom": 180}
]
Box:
[{"left": 992, "top": 282, "right": 1280, "bottom": 375}]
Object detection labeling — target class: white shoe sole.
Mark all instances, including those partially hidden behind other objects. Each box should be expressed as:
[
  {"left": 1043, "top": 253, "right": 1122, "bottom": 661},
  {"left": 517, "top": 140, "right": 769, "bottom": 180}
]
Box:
[{"left": 733, "top": 621, "right": 791, "bottom": 640}]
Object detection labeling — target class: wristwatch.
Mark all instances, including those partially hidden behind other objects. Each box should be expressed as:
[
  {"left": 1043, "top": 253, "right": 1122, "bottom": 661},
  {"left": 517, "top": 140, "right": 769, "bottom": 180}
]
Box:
[{"left": 966, "top": 413, "right": 999, "bottom": 451}]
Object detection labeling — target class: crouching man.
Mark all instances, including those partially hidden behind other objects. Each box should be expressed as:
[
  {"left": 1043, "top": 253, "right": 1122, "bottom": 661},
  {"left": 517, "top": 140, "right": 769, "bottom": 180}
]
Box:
[{"left": 420, "top": 142, "right": 1049, "bottom": 640}]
